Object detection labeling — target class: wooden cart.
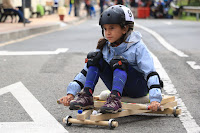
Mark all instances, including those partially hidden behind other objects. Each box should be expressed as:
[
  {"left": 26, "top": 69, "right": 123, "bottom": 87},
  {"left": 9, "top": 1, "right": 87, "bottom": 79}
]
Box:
[{"left": 61, "top": 95, "right": 181, "bottom": 129}]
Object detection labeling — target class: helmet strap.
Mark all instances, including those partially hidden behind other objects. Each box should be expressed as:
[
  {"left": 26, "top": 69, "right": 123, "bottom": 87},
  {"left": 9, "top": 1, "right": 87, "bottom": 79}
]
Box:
[{"left": 102, "top": 29, "right": 104, "bottom": 37}]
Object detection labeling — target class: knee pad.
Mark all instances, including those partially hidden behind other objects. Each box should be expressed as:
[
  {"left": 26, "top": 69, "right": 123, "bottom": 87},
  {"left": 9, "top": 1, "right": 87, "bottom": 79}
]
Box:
[
  {"left": 110, "top": 56, "right": 129, "bottom": 72},
  {"left": 85, "top": 51, "right": 103, "bottom": 68}
]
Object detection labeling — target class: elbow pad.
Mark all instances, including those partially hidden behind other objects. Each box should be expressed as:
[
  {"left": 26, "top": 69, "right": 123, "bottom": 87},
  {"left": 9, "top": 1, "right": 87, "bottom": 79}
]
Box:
[{"left": 147, "top": 72, "right": 163, "bottom": 91}]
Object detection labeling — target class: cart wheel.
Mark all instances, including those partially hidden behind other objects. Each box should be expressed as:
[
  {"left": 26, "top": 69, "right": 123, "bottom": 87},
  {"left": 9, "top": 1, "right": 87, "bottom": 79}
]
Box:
[
  {"left": 108, "top": 119, "right": 117, "bottom": 129},
  {"left": 65, "top": 115, "right": 72, "bottom": 126},
  {"left": 173, "top": 106, "right": 179, "bottom": 117}
]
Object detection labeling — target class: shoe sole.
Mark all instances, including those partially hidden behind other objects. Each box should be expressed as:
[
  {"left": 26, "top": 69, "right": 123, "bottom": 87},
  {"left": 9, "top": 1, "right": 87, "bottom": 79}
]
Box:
[
  {"left": 100, "top": 108, "right": 122, "bottom": 114},
  {"left": 69, "top": 104, "right": 94, "bottom": 110}
]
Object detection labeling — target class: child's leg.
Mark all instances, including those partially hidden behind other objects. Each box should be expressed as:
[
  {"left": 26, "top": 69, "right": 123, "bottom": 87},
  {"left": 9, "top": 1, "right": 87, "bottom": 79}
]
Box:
[
  {"left": 84, "top": 66, "right": 100, "bottom": 95},
  {"left": 99, "top": 57, "right": 128, "bottom": 113},
  {"left": 69, "top": 51, "right": 102, "bottom": 110},
  {"left": 123, "top": 66, "right": 148, "bottom": 98},
  {"left": 112, "top": 69, "right": 127, "bottom": 97},
  {"left": 99, "top": 60, "right": 148, "bottom": 98},
  {"left": 99, "top": 59, "right": 127, "bottom": 96},
  {"left": 99, "top": 59, "right": 113, "bottom": 90}
]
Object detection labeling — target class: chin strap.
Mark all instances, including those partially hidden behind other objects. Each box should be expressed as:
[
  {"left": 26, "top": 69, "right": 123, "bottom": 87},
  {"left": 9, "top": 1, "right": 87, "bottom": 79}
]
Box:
[{"left": 102, "top": 29, "right": 104, "bottom": 37}]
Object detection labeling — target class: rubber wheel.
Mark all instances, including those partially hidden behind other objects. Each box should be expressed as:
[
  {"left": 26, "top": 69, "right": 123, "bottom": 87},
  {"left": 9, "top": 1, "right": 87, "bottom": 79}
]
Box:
[
  {"left": 66, "top": 115, "right": 72, "bottom": 126},
  {"left": 173, "top": 106, "right": 179, "bottom": 117},
  {"left": 108, "top": 119, "right": 116, "bottom": 129}
]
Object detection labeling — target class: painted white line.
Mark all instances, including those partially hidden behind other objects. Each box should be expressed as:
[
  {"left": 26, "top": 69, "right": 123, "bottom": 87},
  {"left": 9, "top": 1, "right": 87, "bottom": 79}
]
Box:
[
  {"left": 152, "top": 53, "right": 200, "bottom": 133},
  {"left": 0, "top": 48, "right": 68, "bottom": 55},
  {"left": 0, "top": 82, "right": 68, "bottom": 133},
  {"left": 186, "top": 61, "right": 200, "bottom": 69},
  {"left": 135, "top": 23, "right": 189, "bottom": 57},
  {"left": 163, "top": 21, "right": 172, "bottom": 25}
]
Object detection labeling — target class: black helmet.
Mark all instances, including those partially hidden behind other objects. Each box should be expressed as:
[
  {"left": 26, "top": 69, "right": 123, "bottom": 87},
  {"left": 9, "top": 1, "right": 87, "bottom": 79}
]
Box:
[{"left": 99, "top": 5, "right": 134, "bottom": 27}]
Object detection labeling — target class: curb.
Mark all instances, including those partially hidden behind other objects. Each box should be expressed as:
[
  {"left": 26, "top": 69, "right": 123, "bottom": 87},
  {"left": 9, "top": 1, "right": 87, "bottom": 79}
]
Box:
[
  {"left": 0, "top": 23, "right": 60, "bottom": 43},
  {"left": 0, "top": 15, "right": 86, "bottom": 44}
]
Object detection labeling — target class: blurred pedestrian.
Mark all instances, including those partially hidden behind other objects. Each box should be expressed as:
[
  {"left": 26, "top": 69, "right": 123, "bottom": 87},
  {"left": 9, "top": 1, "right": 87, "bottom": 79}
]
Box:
[
  {"left": 68, "top": 0, "right": 74, "bottom": 15},
  {"left": 74, "top": 0, "right": 81, "bottom": 16},
  {"left": 85, "top": 0, "right": 91, "bottom": 17},
  {"left": 53, "top": 0, "right": 59, "bottom": 13},
  {"left": 90, "top": 0, "right": 96, "bottom": 17},
  {"left": 116, "top": 0, "right": 124, "bottom": 5},
  {"left": 99, "top": 0, "right": 105, "bottom": 14},
  {"left": 2, "top": 0, "right": 31, "bottom": 23},
  {"left": 155, "top": 0, "right": 165, "bottom": 18}
]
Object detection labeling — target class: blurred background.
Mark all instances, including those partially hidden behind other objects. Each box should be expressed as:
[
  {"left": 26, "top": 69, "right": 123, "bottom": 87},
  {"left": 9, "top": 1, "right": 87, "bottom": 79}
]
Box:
[
  {"left": 0, "top": 0, "right": 200, "bottom": 23},
  {"left": 0, "top": 0, "right": 200, "bottom": 133}
]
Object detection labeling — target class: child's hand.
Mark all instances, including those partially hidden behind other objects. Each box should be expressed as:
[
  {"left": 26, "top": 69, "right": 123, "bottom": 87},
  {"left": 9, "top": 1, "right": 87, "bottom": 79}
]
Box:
[
  {"left": 59, "top": 94, "right": 74, "bottom": 106},
  {"left": 149, "top": 101, "right": 161, "bottom": 112}
]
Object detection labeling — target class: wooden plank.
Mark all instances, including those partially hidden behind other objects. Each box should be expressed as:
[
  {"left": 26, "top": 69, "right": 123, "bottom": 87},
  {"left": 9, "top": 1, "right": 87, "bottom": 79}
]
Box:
[
  {"left": 94, "top": 98, "right": 176, "bottom": 110},
  {"left": 90, "top": 110, "right": 151, "bottom": 121},
  {"left": 162, "top": 101, "right": 177, "bottom": 109},
  {"left": 121, "top": 100, "right": 177, "bottom": 110},
  {"left": 90, "top": 104, "right": 180, "bottom": 122},
  {"left": 122, "top": 103, "right": 148, "bottom": 110},
  {"left": 76, "top": 110, "right": 92, "bottom": 120},
  {"left": 94, "top": 101, "right": 148, "bottom": 109},
  {"left": 93, "top": 95, "right": 100, "bottom": 101},
  {"left": 94, "top": 100, "right": 105, "bottom": 108},
  {"left": 64, "top": 118, "right": 118, "bottom": 127},
  {"left": 160, "top": 95, "right": 175, "bottom": 105},
  {"left": 91, "top": 101, "right": 179, "bottom": 121},
  {"left": 147, "top": 108, "right": 181, "bottom": 115},
  {"left": 94, "top": 95, "right": 175, "bottom": 105}
]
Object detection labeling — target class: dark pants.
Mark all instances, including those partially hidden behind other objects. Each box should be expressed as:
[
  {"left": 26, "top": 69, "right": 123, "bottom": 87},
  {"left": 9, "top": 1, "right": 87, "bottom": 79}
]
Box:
[
  {"left": 85, "top": 59, "right": 148, "bottom": 98},
  {"left": 100, "top": 3, "right": 104, "bottom": 14},
  {"left": 4, "top": 9, "right": 24, "bottom": 22}
]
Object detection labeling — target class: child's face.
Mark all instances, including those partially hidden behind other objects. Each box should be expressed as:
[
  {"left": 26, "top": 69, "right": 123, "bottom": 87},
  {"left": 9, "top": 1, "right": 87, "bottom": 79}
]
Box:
[{"left": 103, "top": 24, "right": 127, "bottom": 43}]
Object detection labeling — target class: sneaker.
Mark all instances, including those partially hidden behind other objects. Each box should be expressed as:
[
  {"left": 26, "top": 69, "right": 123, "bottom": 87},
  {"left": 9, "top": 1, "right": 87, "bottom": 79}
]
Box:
[
  {"left": 100, "top": 94, "right": 122, "bottom": 114},
  {"left": 69, "top": 91, "right": 94, "bottom": 110}
]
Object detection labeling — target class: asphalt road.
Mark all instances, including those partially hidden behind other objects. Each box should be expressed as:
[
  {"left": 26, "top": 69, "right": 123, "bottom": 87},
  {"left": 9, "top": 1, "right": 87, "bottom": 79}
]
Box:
[{"left": 0, "top": 17, "right": 200, "bottom": 133}]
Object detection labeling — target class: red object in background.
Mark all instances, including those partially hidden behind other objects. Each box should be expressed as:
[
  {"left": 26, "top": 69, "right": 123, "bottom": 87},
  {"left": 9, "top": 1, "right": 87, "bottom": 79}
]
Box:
[
  {"left": 145, "top": 7, "right": 150, "bottom": 18},
  {"left": 59, "top": 15, "right": 64, "bottom": 21},
  {"left": 137, "top": 7, "right": 150, "bottom": 18}
]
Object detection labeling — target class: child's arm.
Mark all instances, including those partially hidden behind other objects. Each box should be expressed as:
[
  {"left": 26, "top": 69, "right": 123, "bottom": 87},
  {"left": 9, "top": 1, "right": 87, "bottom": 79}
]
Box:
[
  {"left": 67, "top": 64, "right": 88, "bottom": 96},
  {"left": 136, "top": 43, "right": 162, "bottom": 107}
]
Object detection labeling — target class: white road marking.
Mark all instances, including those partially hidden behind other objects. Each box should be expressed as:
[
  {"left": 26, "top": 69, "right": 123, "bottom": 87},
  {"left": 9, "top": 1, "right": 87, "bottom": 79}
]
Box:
[
  {"left": 0, "top": 82, "right": 68, "bottom": 133},
  {"left": 0, "top": 48, "right": 68, "bottom": 55},
  {"left": 163, "top": 21, "right": 172, "bottom": 25},
  {"left": 186, "top": 61, "right": 200, "bottom": 69},
  {"left": 135, "top": 23, "right": 189, "bottom": 57},
  {"left": 152, "top": 53, "right": 200, "bottom": 133}
]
